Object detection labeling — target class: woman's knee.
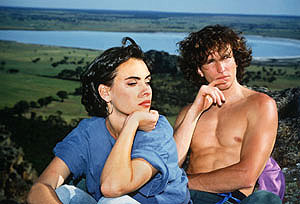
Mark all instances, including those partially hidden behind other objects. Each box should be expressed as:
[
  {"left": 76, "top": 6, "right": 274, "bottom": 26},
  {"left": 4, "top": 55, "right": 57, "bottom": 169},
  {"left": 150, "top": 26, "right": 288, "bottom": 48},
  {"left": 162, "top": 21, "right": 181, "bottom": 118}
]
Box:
[{"left": 55, "top": 184, "right": 97, "bottom": 204}]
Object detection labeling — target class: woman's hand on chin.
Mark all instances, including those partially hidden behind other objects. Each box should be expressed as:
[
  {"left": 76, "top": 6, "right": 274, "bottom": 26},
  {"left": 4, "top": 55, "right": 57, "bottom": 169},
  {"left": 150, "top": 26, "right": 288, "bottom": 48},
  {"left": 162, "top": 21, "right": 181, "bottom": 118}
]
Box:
[{"left": 129, "top": 110, "right": 159, "bottom": 132}]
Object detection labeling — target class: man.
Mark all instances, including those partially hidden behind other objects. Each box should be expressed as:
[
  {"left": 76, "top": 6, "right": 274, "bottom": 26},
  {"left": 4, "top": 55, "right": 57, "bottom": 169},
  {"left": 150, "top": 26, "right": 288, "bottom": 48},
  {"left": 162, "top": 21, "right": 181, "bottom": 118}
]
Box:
[{"left": 174, "top": 25, "right": 282, "bottom": 203}]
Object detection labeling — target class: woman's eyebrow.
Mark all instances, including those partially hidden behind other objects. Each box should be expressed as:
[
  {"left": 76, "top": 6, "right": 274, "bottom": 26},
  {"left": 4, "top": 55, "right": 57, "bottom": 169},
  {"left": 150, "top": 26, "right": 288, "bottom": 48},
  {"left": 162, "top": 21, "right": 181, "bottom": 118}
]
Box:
[
  {"left": 125, "top": 74, "right": 151, "bottom": 80},
  {"left": 145, "top": 74, "right": 151, "bottom": 80},
  {"left": 125, "top": 76, "right": 141, "bottom": 80}
]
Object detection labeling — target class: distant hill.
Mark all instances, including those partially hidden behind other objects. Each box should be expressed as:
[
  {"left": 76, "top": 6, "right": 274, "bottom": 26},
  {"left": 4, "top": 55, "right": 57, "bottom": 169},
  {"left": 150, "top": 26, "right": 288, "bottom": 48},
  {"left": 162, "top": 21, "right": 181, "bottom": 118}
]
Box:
[{"left": 0, "top": 6, "right": 300, "bottom": 39}]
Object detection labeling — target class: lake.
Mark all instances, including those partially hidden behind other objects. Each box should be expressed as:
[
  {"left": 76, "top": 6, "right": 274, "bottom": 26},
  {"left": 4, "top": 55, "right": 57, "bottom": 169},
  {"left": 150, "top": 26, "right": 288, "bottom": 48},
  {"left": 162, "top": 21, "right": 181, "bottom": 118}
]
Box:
[{"left": 1, "top": 30, "right": 300, "bottom": 59}]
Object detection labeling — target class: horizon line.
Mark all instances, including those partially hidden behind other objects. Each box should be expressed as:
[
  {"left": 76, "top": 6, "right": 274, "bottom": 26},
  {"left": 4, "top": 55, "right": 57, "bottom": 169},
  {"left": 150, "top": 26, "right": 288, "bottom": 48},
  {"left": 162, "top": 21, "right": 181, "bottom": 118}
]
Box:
[{"left": 1, "top": 5, "right": 300, "bottom": 18}]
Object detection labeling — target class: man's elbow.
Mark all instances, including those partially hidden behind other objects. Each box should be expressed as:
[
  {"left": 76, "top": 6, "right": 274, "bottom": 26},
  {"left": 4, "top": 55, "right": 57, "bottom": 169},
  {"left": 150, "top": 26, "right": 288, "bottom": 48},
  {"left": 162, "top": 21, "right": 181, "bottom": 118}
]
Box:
[{"left": 241, "top": 171, "right": 258, "bottom": 188}]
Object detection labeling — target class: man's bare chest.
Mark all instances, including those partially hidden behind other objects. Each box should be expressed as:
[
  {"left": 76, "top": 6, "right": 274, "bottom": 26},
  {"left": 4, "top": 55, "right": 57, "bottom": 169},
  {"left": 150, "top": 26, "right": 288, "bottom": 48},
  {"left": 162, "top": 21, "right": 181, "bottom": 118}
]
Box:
[{"left": 192, "top": 104, "right": 248, "bottom": 147}]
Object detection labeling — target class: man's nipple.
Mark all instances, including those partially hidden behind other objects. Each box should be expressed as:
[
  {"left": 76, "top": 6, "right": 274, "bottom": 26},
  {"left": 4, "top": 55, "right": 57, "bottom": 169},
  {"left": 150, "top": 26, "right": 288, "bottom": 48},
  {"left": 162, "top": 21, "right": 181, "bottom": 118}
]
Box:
[{"left": 234, "top": 136, "right": 242, "bottom": 143}]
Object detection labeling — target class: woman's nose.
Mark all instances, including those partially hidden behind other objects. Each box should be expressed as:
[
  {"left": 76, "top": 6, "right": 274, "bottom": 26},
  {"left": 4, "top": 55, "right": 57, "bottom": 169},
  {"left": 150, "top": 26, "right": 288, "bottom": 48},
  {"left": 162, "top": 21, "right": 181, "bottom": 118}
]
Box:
[{"left": 140, "top": 83, "right": 152, "bottom": 97}]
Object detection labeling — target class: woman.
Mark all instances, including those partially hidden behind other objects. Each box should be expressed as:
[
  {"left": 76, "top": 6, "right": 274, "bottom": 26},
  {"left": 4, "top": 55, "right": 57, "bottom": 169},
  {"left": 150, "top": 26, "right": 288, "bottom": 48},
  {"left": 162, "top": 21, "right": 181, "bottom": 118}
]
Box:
[{"left": 27, "top": 37, "right": 191, "bottom": 204}]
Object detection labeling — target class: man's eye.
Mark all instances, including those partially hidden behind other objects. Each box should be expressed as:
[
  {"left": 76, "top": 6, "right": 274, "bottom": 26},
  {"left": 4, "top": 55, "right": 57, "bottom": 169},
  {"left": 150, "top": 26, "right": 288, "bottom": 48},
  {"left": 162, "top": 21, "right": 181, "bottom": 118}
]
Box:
[
  {"left": 206, "top": 58, "right": 215, "bottom": 64},
  {"left": 224, "top": 55, "right": 232, "bottom": 59}
]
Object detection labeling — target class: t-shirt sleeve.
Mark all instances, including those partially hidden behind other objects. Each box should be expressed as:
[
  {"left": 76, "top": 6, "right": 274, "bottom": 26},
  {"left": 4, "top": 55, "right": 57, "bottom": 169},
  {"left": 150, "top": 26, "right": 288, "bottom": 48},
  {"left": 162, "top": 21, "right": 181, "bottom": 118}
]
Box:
[
  {"left": 53, "top": 120, "right": 89, "bottom": 179},
  {"left": 131, "top": 115, "right": 174, "bottom": 197}
]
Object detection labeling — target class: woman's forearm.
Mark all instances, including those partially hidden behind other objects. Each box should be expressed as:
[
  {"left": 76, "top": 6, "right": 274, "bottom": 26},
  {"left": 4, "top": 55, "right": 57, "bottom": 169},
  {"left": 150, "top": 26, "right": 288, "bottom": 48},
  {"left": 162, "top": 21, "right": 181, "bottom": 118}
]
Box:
[
  {"left": 100, "top": 116, "right": 139, "bottom": 197},
  {"left": 27, "top": 182, "right": 62, "bottom": 204}
]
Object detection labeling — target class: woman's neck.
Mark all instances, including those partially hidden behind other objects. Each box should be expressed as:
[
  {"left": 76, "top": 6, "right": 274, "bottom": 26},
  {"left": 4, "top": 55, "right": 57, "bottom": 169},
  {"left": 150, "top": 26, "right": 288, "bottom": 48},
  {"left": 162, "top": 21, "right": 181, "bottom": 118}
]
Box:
[{"left": 105, "top": 113, "right": 127, "bottom": 139}]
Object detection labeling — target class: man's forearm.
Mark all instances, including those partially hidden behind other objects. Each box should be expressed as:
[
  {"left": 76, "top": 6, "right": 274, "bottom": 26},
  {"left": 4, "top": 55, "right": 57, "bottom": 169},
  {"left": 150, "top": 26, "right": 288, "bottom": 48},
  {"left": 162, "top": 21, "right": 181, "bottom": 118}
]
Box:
[
  {"left": 174, "top": 105, "right": 202, "bottom": 166},
  {"left": 187, "top": 164, "right": 255, "bottom": 194}
]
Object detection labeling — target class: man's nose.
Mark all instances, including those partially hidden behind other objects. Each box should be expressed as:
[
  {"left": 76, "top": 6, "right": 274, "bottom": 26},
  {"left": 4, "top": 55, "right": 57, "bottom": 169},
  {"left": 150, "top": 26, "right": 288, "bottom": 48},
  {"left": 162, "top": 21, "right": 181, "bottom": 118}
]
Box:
[{"left": 216, "top": 61, "right": 225, "bottom": 73}]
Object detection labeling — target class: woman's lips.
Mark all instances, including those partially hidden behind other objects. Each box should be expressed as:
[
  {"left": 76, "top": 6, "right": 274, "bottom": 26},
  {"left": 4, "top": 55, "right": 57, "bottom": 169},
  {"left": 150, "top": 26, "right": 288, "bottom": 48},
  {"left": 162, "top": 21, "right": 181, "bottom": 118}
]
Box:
[{"left": 139, "top": 100, "right": 151, "bottom": 107}]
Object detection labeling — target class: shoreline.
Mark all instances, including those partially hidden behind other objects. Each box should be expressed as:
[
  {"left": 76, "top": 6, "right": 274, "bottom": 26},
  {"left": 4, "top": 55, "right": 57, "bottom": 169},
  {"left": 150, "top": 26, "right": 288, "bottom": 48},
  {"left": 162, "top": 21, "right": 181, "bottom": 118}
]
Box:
[
  {"left": 253, "top": 56, "right": 300, "bottom": 61},
  {"left": 1, "top": 39, "right": 300, "bottom": 65},
  {"left": 1, "top": 30, "right": 300, "bottom": 58},
  {"left": 252, "top": 56, "right": 300, "bottom": 66}
]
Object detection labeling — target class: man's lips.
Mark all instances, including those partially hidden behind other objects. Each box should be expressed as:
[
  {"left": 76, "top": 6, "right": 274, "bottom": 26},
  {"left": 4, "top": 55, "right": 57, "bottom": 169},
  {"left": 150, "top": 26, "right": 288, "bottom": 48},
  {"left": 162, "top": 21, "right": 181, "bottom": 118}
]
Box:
[
  {"left": 217, "top": 75, "right": 230, "bottom": 80},
  {"left": 139, "top": 100, "right": 151, "bottom": 107}
]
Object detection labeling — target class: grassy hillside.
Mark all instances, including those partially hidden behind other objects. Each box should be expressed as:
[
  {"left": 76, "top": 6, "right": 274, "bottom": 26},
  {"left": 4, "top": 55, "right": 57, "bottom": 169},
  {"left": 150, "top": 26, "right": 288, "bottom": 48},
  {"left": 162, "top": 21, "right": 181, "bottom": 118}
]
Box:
[
  {"left": 0, "top": 41, "right": 99, "bottom": 120},
  {"left": 1, "top": 40, "right": 300, "bottom": 125},
  {"left": 0, "top": 7, "right": 300, "bottom": 39}
]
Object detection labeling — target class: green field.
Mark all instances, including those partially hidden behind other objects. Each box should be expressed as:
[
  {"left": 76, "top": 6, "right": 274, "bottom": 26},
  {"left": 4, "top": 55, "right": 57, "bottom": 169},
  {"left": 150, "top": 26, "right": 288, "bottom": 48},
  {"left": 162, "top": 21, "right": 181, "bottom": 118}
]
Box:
[
  {"left": 0, "top": 41, "right": 99, "bottom": 120},
  {"left": 1, "top": 40, "right": 300, "bottom": 126}
]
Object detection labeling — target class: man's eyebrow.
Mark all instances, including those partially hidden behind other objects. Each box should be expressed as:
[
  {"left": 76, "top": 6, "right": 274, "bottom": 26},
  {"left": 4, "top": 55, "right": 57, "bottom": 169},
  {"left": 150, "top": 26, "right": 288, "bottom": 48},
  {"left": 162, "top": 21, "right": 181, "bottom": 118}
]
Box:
[
  {"left": 224, "top": 50, "right": 232, "bottom": 55},
  {"left": 206, "top": 57, "right": 215, "bottom": 63}
]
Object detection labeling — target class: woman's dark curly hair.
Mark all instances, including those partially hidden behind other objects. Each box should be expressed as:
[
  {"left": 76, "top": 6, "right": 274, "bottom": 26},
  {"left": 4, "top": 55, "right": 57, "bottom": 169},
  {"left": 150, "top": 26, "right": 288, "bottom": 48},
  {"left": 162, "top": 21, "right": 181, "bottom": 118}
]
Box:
[
  {"left": 81, "top": 37, "right": 151, "bottom": 117},
  {"left": 178, "top": 24, "right": 252, "bottom": 87}
]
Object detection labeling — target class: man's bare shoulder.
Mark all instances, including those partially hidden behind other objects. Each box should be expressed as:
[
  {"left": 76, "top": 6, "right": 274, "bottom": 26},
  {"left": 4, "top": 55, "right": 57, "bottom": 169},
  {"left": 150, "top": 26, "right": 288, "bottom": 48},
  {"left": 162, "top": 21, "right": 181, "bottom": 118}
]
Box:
[
  {"left": 174, "top": 103, "right": 192, "bottom": 129},
  {"left": 243, "top": 87, "right": 277, "bottom": 116}
]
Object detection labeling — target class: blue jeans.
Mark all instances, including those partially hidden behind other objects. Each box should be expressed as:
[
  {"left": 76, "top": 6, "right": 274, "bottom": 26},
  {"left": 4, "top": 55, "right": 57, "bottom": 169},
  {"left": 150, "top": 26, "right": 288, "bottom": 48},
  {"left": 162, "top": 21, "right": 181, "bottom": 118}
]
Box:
[
  {"left": 55, "top": 184, "right": 141, "bottom": 204},
  {"left": 190, "top": 190, "right": 282, "bottom": 204}
]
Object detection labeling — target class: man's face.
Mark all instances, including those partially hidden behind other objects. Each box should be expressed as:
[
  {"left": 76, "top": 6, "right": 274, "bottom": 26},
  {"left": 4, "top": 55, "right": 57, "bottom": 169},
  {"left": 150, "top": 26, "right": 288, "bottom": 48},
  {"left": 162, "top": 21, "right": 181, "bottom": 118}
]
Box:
[{"left": 199, "top": 46, "right": 237, "bottom": 90}]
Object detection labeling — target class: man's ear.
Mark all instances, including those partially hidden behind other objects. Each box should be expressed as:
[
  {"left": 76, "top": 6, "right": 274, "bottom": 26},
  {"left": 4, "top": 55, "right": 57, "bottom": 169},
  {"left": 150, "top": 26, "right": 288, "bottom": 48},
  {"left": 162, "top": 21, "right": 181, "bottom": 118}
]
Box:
[
  {"left": 197, "top": 67, "right": 204, "bottom": 77},
  {"left": 98, "top": 84, "right": 111, "bottom": 102}
]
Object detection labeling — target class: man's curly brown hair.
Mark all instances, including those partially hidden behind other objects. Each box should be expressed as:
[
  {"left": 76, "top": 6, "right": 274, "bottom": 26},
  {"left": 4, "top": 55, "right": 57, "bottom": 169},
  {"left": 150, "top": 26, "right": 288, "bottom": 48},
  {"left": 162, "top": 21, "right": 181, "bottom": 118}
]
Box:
[{"left": 178, "top": 24, "right": 252, "bottom": 87}]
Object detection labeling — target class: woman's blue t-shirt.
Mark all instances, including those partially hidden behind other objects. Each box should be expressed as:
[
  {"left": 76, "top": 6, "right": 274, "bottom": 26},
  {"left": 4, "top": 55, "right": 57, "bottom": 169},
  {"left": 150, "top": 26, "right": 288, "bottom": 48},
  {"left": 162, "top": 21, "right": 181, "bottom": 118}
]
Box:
[{"left": 54, "top": 115, "right": 189, "bottom": 203}]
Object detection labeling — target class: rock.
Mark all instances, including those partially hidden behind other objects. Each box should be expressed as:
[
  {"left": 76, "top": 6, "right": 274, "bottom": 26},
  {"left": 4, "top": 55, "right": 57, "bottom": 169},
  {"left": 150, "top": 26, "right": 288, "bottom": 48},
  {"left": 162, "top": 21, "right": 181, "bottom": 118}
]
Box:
[
  {"left": 251, "top": 87, "right": 300, "bottom": 203},
  {"left": 0, "top": 125, "right": 38, "bottom": 204}
]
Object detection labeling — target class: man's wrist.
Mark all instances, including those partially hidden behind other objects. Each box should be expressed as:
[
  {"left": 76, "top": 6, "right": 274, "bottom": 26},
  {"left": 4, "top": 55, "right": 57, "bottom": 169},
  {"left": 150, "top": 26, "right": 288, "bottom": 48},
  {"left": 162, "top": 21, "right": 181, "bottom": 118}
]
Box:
[{"left": 188, "top": 104, "right": 203, "bottom": 121}]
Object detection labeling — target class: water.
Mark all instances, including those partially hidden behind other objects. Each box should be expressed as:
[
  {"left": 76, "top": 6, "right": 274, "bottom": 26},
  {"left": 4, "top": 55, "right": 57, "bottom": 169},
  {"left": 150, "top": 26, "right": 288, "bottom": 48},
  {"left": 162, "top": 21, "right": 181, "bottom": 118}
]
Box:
[{"left": 0, "top": 30, "right": 300, "bottom": 59}]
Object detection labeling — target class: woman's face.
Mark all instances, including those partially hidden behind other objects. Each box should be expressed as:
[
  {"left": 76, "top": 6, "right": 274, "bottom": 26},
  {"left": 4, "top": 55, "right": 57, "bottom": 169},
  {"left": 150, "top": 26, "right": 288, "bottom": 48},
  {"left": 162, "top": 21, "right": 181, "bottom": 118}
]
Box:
[{"left": 108, "top": 58, "right": 152, "bottom": 116}]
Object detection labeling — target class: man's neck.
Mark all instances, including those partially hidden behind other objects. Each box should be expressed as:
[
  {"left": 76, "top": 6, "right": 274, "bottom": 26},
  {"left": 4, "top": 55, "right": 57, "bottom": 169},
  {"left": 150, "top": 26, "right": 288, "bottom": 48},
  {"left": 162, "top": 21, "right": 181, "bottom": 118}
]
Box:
[{"left": 221, "top": 80, "right": 245, "bottom": 104}]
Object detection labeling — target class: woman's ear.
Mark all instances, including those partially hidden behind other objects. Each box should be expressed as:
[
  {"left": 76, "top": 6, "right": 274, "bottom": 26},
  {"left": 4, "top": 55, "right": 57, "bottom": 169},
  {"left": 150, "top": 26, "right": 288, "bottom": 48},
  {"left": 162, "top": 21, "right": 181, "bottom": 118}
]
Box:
[
  {"left": 98, "top": 84, "right": 111, "bottom": 102},
  {"left": 197, "top": 67, "right": 204, "bottom": 77}
]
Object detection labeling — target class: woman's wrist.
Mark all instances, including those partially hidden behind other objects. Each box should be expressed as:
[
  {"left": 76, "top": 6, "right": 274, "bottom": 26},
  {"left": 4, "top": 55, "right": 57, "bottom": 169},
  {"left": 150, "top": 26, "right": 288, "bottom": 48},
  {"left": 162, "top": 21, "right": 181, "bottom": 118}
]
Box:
[{"left": 123, "top": 113, "right": 140, "bottom": 131}]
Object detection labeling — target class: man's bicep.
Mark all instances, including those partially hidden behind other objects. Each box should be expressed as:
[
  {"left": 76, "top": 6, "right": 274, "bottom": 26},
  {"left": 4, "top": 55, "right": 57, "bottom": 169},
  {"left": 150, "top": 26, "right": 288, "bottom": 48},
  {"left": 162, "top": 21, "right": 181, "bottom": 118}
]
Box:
[{"left": 240, "top": 97, "right": 278, "bottom": 177}]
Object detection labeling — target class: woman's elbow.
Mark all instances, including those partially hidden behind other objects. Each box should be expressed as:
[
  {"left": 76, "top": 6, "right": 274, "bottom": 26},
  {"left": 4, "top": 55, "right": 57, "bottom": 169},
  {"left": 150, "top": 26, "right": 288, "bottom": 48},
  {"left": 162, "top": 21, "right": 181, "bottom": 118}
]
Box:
[
  {"left": 100, "top": 181, "right": 126, "bottom": 198},
  {"left": 27, "top": 182, "right": 42, "bottom": 204}
]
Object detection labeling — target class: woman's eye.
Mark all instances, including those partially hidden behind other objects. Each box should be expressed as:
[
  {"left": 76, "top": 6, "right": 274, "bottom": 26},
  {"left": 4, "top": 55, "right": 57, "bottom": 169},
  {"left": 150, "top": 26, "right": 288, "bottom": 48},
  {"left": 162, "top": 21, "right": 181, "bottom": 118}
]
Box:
[{"left": 127, "top": 82, "right": 137, "bottom": 86}]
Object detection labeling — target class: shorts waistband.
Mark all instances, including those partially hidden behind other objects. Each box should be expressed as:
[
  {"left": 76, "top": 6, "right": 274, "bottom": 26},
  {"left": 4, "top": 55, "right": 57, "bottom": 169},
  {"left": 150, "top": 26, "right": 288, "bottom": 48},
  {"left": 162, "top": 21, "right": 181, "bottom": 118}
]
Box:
[{"left": 215, "top": 190, "right": 247, "bottom": 204}]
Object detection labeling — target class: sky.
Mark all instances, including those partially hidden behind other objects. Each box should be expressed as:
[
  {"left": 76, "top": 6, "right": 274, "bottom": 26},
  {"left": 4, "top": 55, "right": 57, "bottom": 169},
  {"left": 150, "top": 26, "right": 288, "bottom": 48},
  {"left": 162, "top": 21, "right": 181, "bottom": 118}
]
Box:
[{"left": 0, "top": 0, "right": 300, "bottom": 16}]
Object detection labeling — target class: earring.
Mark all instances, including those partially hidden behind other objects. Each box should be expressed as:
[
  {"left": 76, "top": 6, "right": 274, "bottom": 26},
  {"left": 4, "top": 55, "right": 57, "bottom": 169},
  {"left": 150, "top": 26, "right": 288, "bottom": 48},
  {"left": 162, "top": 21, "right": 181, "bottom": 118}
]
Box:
[{"left": 106, "top": 101, "right": 113, "bottom": 115}]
